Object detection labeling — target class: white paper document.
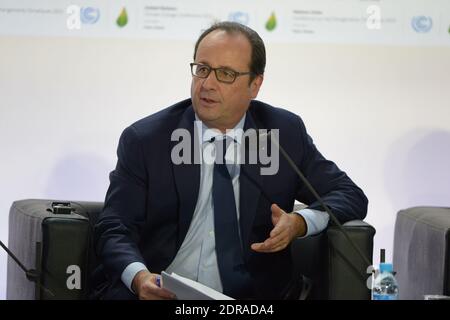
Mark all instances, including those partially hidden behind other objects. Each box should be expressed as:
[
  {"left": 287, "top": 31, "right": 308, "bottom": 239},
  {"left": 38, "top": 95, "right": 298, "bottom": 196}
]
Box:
[{"left": 161, "top": 271, "right": 234, "bottom": 300}]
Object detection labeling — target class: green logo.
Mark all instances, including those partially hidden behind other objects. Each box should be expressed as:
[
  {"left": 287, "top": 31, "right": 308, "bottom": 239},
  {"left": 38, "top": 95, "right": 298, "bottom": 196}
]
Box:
[
  {"left": 265, "top": 12, "right": 277, "bottom": 31},
  {"left": 116, "top": 7, "right": 128, "bottom": 27}
]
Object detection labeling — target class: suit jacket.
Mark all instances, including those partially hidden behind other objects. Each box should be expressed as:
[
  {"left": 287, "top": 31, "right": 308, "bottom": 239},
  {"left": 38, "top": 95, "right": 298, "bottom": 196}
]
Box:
[{"left": 93, "top": 98, "right": 368, "bottom": 299}]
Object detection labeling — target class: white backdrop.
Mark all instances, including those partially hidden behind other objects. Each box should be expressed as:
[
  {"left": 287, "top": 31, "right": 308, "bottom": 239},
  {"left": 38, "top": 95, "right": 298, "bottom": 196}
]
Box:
[{"left": 1, "top": 17, "right": 450, "bottom": 299}]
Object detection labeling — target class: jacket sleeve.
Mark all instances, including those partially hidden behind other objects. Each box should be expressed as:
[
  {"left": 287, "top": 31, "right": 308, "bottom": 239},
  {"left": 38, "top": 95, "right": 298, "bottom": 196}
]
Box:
[{"left": 94, "top": 125, "right": 148, "bottom": 280}]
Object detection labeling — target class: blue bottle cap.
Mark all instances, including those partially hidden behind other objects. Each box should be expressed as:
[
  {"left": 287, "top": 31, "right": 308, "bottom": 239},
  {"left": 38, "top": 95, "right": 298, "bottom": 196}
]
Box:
[{"left": 380, "top": 263, "right": 393, "bottom": 273}]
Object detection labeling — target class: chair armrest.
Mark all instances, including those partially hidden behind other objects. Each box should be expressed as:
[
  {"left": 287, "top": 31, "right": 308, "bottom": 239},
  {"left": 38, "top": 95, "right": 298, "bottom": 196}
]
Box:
[
  {"left": 326, "top": 220, "right": 375, "bottom": 300},
  {"left": 291, "top": 219, "right": 375, "bottom": 299},
  {"left": 7, "top": 199, "right": 104, "bottom": 300}
]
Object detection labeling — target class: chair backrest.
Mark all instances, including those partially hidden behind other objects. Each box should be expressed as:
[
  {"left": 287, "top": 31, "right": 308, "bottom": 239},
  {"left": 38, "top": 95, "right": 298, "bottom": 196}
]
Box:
[{"left": 393, "top": 207, "right": 450, "bottom": 300}]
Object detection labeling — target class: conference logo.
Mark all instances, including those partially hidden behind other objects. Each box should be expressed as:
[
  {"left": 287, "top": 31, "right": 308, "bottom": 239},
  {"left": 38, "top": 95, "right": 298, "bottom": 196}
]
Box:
[
  {"left": 80, "top": 7, "right": 100, "bottom": 24},
  {"left": 265, "top": 12, "right": 277, "bottom": 31},
  {"left": 66, "top": 5, "right": 100, "bottom": 30},
  {"left": 411, "top": 16, "right": 433, "bottom": 33},
  {"left": 116, "top": 7, "right": 128, "bottom": 27},
  {"left": 228, "top": 11, "right": 249, "bottom": 25}
]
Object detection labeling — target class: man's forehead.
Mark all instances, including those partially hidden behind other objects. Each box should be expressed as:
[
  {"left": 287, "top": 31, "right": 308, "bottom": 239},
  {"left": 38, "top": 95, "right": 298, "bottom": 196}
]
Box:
[
  {"left": 195, "top": 30, "right": 252, "bottom": 66},
  {"left": 199, "top": 29, "right": 249, "bottom": 47}
]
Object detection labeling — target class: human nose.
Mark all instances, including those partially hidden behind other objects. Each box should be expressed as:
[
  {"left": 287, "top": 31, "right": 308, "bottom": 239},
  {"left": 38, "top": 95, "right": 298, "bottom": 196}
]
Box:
[{"left": 201, "top": 69, "right": 219, "bottom": 89}]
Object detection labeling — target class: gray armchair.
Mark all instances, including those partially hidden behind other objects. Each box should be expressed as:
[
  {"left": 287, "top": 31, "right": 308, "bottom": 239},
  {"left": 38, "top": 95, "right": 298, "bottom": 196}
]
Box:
[
  {"left": 393, "top": 206, "right": 450, "bottom": 300},
  {"left": 7, "top": 199, "right": 375, "bottom": 300}
]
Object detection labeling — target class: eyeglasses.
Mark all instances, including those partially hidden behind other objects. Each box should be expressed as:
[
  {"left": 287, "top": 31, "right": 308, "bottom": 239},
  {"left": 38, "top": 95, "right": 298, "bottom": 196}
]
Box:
[{"left": 190, "top": 63, "right": 253, "bottom": 84}]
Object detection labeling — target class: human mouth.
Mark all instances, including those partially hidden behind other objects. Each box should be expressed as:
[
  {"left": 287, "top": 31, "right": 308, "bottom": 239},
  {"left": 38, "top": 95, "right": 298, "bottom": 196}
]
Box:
[{"left": 200, "top": 97, "right": 219, "bottom": 106}]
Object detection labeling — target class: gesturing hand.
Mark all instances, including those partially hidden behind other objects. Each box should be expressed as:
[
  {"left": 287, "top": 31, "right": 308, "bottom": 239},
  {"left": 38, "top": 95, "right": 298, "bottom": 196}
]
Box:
[{"left": 251, "top": 204, "right": 306, "bottom": 253}]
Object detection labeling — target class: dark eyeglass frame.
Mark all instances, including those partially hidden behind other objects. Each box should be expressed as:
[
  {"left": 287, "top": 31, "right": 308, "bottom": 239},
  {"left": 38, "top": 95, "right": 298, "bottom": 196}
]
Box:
[{"left": 190, "top": 63, "right": 253, "bottom": 84}]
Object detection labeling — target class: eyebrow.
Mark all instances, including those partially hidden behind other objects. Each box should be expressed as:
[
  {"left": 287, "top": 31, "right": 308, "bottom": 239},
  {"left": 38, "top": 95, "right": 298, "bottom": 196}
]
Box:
[{"left": 196, "top": 61, "right": 236, "bottom": 70}]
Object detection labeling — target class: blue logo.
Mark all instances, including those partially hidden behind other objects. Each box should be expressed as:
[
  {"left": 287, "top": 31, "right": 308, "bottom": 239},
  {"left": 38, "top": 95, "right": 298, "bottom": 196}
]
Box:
[
  {"left": 411, "top": 16, "right": 433, "bottom": 33},
  {"left": 80, "top": 7, "right": 100, "bottom": 25},
  {"left": 228, "top": 12, "right": 249, "bottom": 25}
]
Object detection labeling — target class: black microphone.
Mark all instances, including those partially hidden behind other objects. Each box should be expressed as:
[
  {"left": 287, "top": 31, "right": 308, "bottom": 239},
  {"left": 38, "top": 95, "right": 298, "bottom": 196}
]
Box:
[
  {"left": 261, "top": 130, "right": 371, "bottom": 267},
  {"left": 237, "top": 129, "right": 371, "bottom": 299},
  {"left": 212, "top": 129, "right": 371, "bottom": 267},
  {"left": 213, "top": 127, "right": 371, "bottom": 298},
  {"left": 0, "top": 240, "right": 55, "bottom": 297}
]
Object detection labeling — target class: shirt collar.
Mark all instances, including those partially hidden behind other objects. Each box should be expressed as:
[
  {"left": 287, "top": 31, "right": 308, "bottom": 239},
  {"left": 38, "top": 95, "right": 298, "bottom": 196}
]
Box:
[{"left": 194, "top": 113, "right": 246, "bottom": 145}]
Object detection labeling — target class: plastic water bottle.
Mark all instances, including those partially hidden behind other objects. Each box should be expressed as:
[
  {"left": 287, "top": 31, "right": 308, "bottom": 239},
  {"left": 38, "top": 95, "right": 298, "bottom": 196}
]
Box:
[{"left": 372, "top": 263, "right": 399, "bottom": 300}]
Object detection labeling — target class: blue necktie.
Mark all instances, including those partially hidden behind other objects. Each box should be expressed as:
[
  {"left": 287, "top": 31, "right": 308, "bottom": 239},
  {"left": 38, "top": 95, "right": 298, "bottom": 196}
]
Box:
[{"left": 212, "top": 137, "right": 252, "bottom": 298}]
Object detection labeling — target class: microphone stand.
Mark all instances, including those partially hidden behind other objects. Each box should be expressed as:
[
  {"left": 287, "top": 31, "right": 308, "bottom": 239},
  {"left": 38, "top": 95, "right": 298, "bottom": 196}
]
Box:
[
  {"left": 268, "top": 132, "right": 371, "bottom": 267},
  {"left": 1, "top": 240, "right": 55, "bottom": 297}
]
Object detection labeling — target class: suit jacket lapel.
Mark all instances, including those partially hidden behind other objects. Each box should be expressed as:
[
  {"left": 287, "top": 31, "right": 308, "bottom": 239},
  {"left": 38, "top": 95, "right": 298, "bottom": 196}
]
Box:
[
  {"left": 171, "top": 105, "right": 201, "bottom": 250},
  {"left": 239, "top": 108, "right": 263, "bottom": 258}
]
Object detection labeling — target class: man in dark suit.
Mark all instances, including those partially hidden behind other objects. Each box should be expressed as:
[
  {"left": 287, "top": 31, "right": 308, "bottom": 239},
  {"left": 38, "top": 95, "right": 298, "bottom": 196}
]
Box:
[{"left": 93, "top": 21, "right": 368, "bottom": 300}]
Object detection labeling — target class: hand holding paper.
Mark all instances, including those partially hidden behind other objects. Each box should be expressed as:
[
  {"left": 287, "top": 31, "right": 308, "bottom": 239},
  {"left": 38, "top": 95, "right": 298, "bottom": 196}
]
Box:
[{"left": 161, "top": 271, "right": 234, "bottom": 300}]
